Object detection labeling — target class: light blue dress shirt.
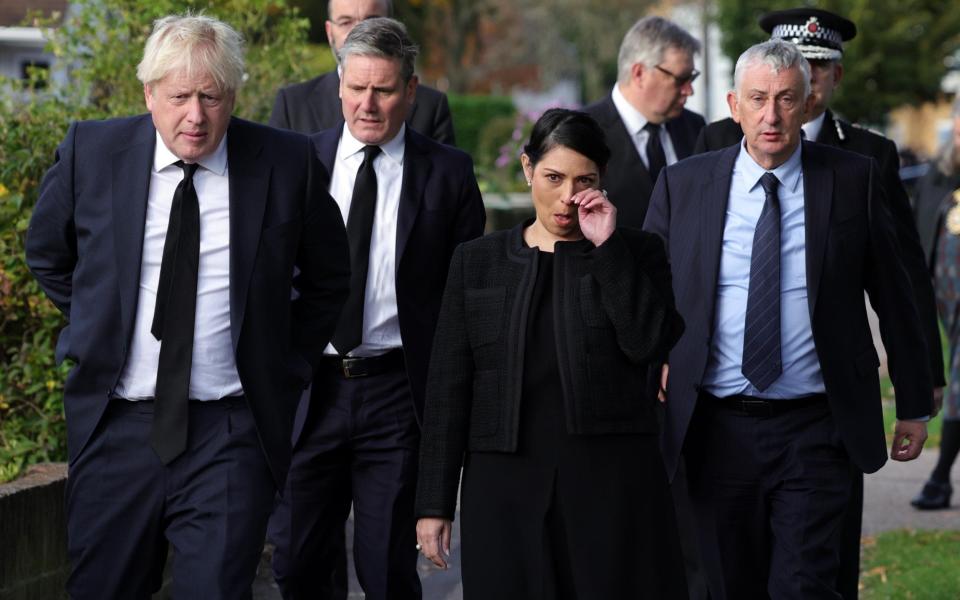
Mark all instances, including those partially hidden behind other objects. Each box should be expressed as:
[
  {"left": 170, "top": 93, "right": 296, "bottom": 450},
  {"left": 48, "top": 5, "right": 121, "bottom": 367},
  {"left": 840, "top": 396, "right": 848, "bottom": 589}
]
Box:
[{"left": 702, "top": 142, "right": 826, "bottom": 399}]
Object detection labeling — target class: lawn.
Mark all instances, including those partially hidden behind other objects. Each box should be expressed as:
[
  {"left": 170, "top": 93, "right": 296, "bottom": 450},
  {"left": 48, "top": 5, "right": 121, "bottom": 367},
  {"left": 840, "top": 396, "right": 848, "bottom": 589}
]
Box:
[{"left": 861, "top": 529, "right": 960, "bottom": 599}]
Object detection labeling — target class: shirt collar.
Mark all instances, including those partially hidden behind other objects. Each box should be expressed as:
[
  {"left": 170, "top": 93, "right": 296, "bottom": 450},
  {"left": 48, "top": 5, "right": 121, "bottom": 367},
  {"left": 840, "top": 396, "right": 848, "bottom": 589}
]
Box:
[
  {"left": 611, "top": 84, "right": 651, "bottom": 136},
  {"left": 338, "top": 122, "right": 406, "bottom": 167},
  {"left": 153, "top": 131, "right": 228, "bottom": 176},
  {"left": 736, "top": 138, "right": 803, "bottom": 195},
  {"left": 802, "top": 111, "right": 826, "bottom": 143}
]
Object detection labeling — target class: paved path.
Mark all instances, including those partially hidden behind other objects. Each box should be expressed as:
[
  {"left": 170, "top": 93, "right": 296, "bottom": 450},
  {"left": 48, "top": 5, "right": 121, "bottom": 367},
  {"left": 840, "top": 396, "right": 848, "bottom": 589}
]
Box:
[{"left": 247, "top": 447, "right": 954, "bottom": 599}]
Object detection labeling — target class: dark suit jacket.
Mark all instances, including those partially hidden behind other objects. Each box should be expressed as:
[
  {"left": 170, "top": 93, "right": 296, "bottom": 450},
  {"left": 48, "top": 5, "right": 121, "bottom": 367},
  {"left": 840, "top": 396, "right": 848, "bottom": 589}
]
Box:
[
  {"left": 310, "top": 126, "right": 485, "bottom": 421},
  {"left": 693, "top": 111, "right": 945, "bottom": 386},
  {"left": 913, "top": 163, "right": 960, "bottom": 269},
  {"left": 643, "top": 142, "right": 934, "bottom": 480},
  {"left": 584, "top": 94, "right": 705, "bottom": 228},
  {"left": 25, "top": 115, "right": 351, "bottom": 487},
  {"left": 270, "top": 70, "right": 456, "bottom": 145},
  {"left": 415, "top": 224, "right": 684, "bottom": 520}
]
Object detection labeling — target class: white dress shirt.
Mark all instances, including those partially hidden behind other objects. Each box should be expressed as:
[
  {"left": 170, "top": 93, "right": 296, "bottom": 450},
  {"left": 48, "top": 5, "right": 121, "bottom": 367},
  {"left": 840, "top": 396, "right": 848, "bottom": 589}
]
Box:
[
  {"left": 325, "top": 124, "right": 406, "bottom": 357},
  {"left": 115, "top": 133, "right": 243, "bottom": 401},
  {"left": 802, "top": 112, "right": 826, "bottom": 142},
  {"left": 611, "top": 84, "right": 680, "bottom": 170}
]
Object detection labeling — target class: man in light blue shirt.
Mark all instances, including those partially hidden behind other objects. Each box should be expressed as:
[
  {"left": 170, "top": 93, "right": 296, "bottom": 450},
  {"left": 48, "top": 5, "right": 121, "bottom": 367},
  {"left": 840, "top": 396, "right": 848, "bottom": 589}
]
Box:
[{"left": 644, "top": 39, "right": 932, "bottom": 599}]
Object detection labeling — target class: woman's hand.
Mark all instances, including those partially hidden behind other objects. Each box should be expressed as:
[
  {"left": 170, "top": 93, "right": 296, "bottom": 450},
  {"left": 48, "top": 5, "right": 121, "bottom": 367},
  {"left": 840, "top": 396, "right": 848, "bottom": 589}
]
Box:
[
  {"left": 572, "top": 188, "right": 616, "bottom": 246},
  {"left": 416, "top": 517, "right": 453, "bottom": 569}
]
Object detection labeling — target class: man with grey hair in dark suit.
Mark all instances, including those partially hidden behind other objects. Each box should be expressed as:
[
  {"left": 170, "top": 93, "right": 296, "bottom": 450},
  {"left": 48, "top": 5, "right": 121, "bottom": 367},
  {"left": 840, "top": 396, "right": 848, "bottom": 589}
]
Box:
[
  {"left": 268, "top": 16, "right": 484, "bottom": 600},
  {"left": 269, "top": 0, "right": 455, "bottom": 145},
  {"left": 584, "top": 15, "right": 706, "bottom": 228}
]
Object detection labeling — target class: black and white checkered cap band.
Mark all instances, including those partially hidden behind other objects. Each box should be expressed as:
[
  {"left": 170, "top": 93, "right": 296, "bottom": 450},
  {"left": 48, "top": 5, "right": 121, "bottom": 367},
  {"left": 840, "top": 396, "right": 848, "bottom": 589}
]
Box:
[
  {"left": 771, "top": 23, "right": 843, "bottom": 47},
  {"left": 792, "top": 44, "right": 843, "bottom": 61}
]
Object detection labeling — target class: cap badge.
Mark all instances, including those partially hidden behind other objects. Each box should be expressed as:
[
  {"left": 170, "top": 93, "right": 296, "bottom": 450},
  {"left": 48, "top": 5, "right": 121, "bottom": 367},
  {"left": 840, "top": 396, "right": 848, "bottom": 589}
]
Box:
[{"left": 806, "top": 16, "right": 820, "bottom": 33}]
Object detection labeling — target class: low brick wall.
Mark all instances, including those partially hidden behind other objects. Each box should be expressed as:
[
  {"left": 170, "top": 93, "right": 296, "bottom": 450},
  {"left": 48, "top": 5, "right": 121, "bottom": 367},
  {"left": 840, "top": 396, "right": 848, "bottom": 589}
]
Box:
[{"left": 0, "top": 463, "right": 69, "bottom": 600}]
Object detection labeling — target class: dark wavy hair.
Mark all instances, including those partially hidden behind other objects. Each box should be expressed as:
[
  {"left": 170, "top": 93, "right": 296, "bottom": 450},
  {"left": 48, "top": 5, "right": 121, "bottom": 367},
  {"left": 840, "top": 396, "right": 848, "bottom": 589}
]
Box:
[{"left": 523, "top": 108, "right": 611, "bottom": 173}]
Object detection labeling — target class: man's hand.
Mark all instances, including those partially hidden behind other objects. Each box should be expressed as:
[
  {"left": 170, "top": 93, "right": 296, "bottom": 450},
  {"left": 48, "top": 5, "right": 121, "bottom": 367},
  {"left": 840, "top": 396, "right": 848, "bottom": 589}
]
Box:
[
  {"left": 891, "top": 420, "right": 928, "bottom": 462},
  {"left": 416, "top": 517, "right": 452, "bottom": 569},
  {"left": 658, "top": 363, "right": 669, "bottom": 403}
]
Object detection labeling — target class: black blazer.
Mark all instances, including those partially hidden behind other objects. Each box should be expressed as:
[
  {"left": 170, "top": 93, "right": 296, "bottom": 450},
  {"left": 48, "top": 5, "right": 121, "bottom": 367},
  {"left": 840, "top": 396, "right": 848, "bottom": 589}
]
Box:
[
  {"left": 643, "top": 142, "right": 934, "bottom": 480},
  {"left": 913, "top": 163, "right": 960, "bottom": 269},
  {"left": 25, "top": 115, "right": 351, "bottom": 487},
  {"left": 415, "top": 224, "right": 684, "bottom": 519},
  {"left": 270, "top": 70, "right": 456, "bottom": 145},
  {"left": 693, "top": 111, "right": 944, "bottom": 386},
  {"left": 309, "top": 126, "right": 485, "bottom": 423},
  {"left": 583, "top": 94, "right": 705, "bottom": 228}
]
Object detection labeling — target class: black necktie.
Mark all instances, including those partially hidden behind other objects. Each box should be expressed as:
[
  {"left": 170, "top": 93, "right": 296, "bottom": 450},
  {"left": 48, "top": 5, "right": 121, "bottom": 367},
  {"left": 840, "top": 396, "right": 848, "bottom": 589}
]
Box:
[
  {"left": 643, "top": 122, "right": 667, "bottom": 182},
  {"left": 332, "top": 145, "right": 381, "bottom": 355},
  {"left": 741, "top": 172, "right": 782, "bottom": 392},
  {"left": 150, "top": 160, "right": 200, "bottom": 464}
]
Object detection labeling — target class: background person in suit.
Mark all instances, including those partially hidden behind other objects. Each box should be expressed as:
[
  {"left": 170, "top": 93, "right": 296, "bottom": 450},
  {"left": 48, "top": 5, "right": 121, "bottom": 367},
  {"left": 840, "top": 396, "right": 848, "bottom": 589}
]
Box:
[
  {"left": 910, "top": 97, "right": 960, "bottom": 511},
  {"left": 415, "top": 108, "right": 688, "bottom": 599},
  {"left": 692, "top": 11, "right": 945, "bottom": 598},
  {"left": 267, "top": 17, "right": 485, "bottom": 600},
  {"left": 584, "top": 16, "right": 705, "bottom": 228},
  {"left": 644, "top": 40, "right": 932, "bottom": 599},
  {"left": 25, "top": 14, "right": 350, "bottom": 598},
  {"left": 269, "top": 0, "right": 455, "bottom": 145}
]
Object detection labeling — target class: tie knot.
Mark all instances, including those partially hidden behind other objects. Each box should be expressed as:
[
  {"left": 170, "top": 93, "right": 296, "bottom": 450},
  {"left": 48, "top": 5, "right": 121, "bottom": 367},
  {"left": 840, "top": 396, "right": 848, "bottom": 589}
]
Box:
[
  {"left": 760, "top": 172, "right": 779, "bottom": 195},
  {"left": 175, "top": 160, "right": 200, "bottom": 180},
  {"left": 363, "top": 145, "right": 381, "bottom": 163},
  {"left": 643, "top": 122, "right": 661, "bottom": 135}
]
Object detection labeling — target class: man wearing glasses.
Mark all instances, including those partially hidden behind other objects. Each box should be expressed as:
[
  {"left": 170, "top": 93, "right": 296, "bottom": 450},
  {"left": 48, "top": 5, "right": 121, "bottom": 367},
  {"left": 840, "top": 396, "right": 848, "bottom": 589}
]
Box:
[{"left": 585, "top": 16, "right": 705, "bottom": 228}]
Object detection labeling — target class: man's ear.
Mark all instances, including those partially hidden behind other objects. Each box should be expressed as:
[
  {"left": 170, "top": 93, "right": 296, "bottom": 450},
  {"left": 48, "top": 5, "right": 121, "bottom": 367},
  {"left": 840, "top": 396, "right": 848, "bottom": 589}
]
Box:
[{"left": 727, "top": 90, "right": 740, "bottom": 123}]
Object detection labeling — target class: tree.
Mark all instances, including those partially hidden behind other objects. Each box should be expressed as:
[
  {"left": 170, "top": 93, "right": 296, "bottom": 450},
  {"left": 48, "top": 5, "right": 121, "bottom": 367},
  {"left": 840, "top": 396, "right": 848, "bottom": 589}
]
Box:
[
  {"left": 714, "top": 0, "right": 960, "bottom": 125},
  {"left": 0, "top": 0, "right": 332, "bottom": 481}
]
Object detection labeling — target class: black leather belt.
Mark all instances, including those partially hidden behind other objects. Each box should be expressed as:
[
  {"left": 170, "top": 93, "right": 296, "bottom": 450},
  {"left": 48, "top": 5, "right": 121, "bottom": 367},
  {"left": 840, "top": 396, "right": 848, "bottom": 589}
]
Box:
[
  {"left": 704, "top": 392, "right": 827, "bottom": 417},
  {"left": 322, "top": 349, "right": 404, "bottom": 379}
]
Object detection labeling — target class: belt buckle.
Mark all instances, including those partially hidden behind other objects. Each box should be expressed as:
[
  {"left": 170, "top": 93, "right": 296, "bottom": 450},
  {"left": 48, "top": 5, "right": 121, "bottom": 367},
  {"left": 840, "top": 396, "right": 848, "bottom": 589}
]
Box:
[
  {"left": 741, "top": 399, "right": 773, "bottom": 417},
  {"left": 341, "top": 357, "right": 365, "bottom": 379}
]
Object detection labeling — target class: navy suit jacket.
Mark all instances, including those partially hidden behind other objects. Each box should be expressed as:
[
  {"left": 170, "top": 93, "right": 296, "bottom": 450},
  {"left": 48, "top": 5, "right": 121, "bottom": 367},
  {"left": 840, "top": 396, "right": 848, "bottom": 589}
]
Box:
[
  {"left": 584, "top": 94, "right": 705, "bottom": 228},
  {"left": 26, "top": 115, "right": 351, "bottom": 487},
  {"left": 308, "top": 126, "right": 485, "bottom": 425},
  {"left": 270, "top": 71, "right": 456, "bottom": 146},
  {"left": 643, "top": 141, "right": 933, "bottom": 480}
]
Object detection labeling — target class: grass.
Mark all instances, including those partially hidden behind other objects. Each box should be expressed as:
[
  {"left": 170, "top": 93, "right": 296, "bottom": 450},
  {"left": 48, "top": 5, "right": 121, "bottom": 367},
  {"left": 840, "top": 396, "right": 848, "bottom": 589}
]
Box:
[{"left": 860, "top": 529, "right": 960, "bottom": 599}]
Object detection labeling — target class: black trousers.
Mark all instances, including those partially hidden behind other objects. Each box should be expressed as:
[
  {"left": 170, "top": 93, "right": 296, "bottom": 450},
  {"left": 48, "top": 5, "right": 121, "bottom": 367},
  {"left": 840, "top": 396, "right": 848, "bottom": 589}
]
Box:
[
  {"left": 685, "top": 397, "right": 852, "bottom": 600},
  {"left": 66, "top": 397, "right": 275, "bottom": 600},
  {"left": 269, "top": 363, "right": 421, "bottom": 600}
]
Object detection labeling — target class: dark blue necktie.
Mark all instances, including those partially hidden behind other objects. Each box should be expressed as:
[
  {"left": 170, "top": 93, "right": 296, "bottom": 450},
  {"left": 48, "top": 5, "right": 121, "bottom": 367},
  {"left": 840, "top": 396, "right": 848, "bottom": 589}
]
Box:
[{"left": 741, "top": 172, "right": 782, "bottom": 391}]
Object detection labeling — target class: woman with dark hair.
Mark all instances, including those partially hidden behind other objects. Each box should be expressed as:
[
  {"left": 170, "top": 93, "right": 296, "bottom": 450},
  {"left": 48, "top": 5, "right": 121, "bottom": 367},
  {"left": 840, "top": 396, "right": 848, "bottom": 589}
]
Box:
[
  {"left": 413, "top": 108, "right": 688, "bottom": 598},
  {"left": 911, "top": 98, "right": 960, "bottom": 510}
]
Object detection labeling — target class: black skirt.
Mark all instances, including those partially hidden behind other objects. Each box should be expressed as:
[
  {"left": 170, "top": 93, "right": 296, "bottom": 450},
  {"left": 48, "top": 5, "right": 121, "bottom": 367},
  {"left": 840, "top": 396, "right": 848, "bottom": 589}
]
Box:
[{"left": 459, "top": 250, "right": 687, "bottom": 599}]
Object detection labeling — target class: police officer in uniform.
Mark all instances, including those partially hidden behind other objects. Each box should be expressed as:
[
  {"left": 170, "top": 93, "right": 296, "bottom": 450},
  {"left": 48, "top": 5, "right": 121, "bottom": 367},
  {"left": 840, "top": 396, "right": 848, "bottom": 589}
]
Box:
[{"left": 694, "top": 9, "right": 945, "bottom": 599}]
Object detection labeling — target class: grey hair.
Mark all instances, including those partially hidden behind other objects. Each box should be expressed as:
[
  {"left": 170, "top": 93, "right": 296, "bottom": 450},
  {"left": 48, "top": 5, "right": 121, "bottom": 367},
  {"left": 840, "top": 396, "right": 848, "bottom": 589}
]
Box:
[
  {"left": 617, "top": 16, "right": 701, "bottom": 84},
  {"left": 327, "top": 0, "right": 393, "bottom": 17},
  {"left": 733, "top": 39, "right": 811, "bottom": 99},
  {"left": 338, "top": 17, "right": 418, "bottom": 83},
  {"left": 137, "top": 14, "right": 245, "bottom": 92}
]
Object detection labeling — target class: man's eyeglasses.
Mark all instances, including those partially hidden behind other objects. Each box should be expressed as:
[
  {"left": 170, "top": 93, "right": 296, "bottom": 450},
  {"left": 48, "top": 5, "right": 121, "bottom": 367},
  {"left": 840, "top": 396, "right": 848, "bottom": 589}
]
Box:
[{"left": 655, "top": 65, "right": 700, "bottom": 87}]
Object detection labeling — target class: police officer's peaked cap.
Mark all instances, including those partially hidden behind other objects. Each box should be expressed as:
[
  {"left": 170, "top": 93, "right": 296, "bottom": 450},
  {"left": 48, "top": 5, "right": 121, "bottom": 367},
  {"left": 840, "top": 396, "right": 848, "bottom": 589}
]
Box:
[{"left": 759, "top": 8, "right": 857, "bottom": 61}]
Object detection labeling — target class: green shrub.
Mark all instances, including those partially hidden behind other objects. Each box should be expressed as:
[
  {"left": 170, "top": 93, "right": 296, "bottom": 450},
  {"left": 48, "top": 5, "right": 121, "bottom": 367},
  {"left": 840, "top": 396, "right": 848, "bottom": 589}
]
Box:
[
  {"left": 0, "top": 0, "right": 330, "bottom": 482},
  {"left": 448, "top": 94, "right": 515, "bottom": 165}
]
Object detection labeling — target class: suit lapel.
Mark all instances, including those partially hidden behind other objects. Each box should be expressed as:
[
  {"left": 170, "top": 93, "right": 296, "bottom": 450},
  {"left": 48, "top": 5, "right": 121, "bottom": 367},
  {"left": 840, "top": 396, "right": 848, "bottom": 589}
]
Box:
[
  {"left": 313, "top": 128, "right": 340, "bottom": 175},
  {"left": 112, "top": 117, "right": 156, "bottom": 354},
  {"left": 311, "top": 72, "right": 344, "bottom": 132},
  {"left": 227, "top": 118, "right": 269, "bottom": 351},
  {"left": 666, "top": 113, "right": 692, "bottom": 159},
  {"left": 801, "top": 141, "right": 833, "bottom": 317},
  {"left": 700, "top": 145, "right": 738, "bottom": 324},
  {"left": 598, "top": 95, "right": 652, "bottom": 186},
  {"left": 396, "top": 130, "right": 431, "bottom": 264}
]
